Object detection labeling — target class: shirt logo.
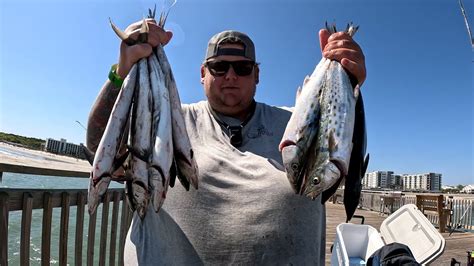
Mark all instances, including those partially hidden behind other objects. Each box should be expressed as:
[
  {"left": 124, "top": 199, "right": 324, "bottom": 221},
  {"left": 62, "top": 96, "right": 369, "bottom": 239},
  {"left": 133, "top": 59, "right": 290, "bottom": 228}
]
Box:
[{"left": 247, "top": 125, "right": 273, "bottom": 139}]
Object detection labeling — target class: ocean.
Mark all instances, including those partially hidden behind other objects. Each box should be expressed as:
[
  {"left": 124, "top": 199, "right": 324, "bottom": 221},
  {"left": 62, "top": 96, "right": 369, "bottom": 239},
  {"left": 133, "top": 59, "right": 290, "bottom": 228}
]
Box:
[{"left": 1, "top": 173, "right": 124, "bottom": 265}]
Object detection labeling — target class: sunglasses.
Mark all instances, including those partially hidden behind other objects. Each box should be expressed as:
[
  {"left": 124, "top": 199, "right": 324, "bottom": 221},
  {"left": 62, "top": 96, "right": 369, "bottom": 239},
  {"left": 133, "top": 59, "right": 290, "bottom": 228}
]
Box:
[{"left": 205, "top": 60, "right": 256, "bottom": 77}]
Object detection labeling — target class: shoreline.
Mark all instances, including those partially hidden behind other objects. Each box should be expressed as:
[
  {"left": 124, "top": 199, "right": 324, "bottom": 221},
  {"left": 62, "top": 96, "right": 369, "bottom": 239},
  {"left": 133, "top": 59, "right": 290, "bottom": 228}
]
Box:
[{"left": 0, "top": 142, "right": 90, "bottom": 175}]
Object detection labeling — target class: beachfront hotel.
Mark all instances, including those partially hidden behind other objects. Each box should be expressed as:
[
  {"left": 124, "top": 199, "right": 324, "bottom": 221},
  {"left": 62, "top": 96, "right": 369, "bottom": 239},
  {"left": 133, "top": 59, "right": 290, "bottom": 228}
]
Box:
[
  {"left": 363, "top": 171, "right": 403, "bottom": 190},
  {"left": 403, "top": 173, "right": 442, "bottom": 192},
  {"left": 363, "top": 171, "right": 442, "bottom": 192},
  {"left": 43, "top": 138, "right": 86, "bottom": 159}
]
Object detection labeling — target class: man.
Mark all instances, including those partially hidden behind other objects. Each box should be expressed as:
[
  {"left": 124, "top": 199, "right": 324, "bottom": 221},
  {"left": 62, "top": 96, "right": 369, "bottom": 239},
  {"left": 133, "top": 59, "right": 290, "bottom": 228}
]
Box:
[{"left": 87, "top": 19, "right": 365, "bottom": 265}]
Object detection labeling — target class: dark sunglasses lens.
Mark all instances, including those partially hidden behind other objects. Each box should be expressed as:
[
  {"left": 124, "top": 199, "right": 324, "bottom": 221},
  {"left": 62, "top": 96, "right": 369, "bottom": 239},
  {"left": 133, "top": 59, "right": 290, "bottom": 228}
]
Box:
[
  {"left": 207, "top": 61, "right": 254, "bottom": 76},
  {"left": 208, "top": 61, "right": 230, "bottom": 76},
  {"left": 232, "top": 61, "right": 254, "bottom": 76}
]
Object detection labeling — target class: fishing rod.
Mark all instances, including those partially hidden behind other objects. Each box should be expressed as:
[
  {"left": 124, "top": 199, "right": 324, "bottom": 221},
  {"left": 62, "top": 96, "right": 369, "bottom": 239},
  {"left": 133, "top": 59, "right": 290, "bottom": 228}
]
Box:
[
  {"left": 75, "top": 120, "right": 87, "bottom": 131},
  {"left": 458, "top": 0, "right": 474, "bottom": 62}
]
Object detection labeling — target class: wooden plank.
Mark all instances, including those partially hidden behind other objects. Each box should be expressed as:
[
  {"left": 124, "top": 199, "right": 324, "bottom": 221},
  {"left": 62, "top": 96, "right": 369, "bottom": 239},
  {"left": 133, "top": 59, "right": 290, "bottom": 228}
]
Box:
[
  {"left": 0, "top": 188, "right": 124, "bottom": 211},
  {"left": 0, "top": 192, "right": 9, "bottom": 266},
  {"left": 468, "top": 201, "right": 473, "bottom": 230},
  {"left": 0, "top": 162, "right": 89, "bottom": 178},
  {"left": 20, "top": 192, "right": 33, "bottom": 266},
  {"left": 109, "top": 191, "right": 121, "bottom": 266},
  {"left": 87, "top": 206, "right": 98, "bottom": 266},
  {"left": 454, "top": 199, "right": 460, "bottom": 226},
  {"left": 59, "top": 192, "right": 70, "bottom": 265},
  {"left": 41, "top": 192, "right": 53, "bottom": 266},
  {"left": 75, "top": 192, "right": 85, "bottom": 266},
  {"left": 118, "top": 193, "right": 129, "bottom": 266},
  {"left": 99, "top": 192, "right": 111, "bottom": 266}
]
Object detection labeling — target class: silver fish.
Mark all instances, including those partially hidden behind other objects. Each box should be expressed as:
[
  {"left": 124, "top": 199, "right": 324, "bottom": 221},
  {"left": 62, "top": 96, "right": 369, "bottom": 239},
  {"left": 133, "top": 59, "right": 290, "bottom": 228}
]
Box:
[
  {"left": 97, "top": 5, "right": 197, "bottom": 218},
  {"left": 302, "top": 23, "right": 359, "bottom": 199},
  {"left": 127, "top": 58, "right": 153, "bottom": 219},
  {"left": 148, "top": 53, "right": 174, "bottom": 212},
  {"left": 155, "top": 45, "right": 199, "bottom": 190},
  {"left": 88, "top": 64, "right": 138, "bottom": 215},
  {"left": 279, "top": 58, "right": 331, "bottom": 193}
]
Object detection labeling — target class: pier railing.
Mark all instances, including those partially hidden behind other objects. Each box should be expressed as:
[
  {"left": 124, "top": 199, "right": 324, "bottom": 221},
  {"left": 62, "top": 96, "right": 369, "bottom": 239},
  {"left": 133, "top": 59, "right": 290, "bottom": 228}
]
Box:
[
  {"left": 0, "top": 163, "right": 133, "bottom": 266},
  {"left": 354, "top": 190, "right": 473, "bottom": 232},
  {"left": 0, "top": 188, "right": 133, "bottom": 266}
]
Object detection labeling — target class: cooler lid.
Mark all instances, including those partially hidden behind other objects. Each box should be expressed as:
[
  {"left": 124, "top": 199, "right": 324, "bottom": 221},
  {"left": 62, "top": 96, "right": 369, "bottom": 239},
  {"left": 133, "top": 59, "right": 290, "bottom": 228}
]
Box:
[{"left": 379, "top": 204, "right": 445, "bottom": 265}]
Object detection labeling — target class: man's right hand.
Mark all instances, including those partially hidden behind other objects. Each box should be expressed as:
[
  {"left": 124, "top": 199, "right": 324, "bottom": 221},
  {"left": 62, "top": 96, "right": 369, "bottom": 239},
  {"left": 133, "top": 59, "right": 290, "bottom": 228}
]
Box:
[{"left": 117, "top": 19, "right": 173, "bottom": 79}]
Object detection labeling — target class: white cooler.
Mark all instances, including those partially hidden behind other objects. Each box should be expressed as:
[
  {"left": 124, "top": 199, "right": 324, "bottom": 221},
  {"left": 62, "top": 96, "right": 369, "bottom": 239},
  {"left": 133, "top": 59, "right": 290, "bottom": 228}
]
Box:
[{"left": 330, "top": 204, "right": 446, "bottom": 265}]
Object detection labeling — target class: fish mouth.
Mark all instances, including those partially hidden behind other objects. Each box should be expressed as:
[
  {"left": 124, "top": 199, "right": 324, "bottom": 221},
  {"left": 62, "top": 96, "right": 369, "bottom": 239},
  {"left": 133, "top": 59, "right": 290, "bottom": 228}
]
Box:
[
  {"left": 279, "top": 139, "right": 296, "bottom": 151},
  {"left": 330, "top": 159, "right": 348, "bottom": 177}
]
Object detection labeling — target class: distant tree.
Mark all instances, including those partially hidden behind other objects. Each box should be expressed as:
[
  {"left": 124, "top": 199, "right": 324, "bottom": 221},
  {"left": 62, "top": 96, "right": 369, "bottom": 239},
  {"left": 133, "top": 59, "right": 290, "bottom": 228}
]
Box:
[
  {"left": 457, "top": 184, "right": 465, "bottom": 191},
  {"left": 0, "top": 132, "right": 44, "bottom": 150}
]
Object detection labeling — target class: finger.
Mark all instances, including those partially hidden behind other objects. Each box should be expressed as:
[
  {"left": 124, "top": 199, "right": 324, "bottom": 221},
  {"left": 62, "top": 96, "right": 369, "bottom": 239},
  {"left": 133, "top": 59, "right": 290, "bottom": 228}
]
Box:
[
  {"left": 323, "top": 48, "right": 363, "bottom": 64},
  {"left": 124, "top": 18, "right": 157, "bottom": 35},
  {"left": 323, "top": 39, "right": 360, "bottom": 54},
  {"left": 319, "top": 29, "right": 330, "bottom": 52},
  {"left": 340, "top": 58, "right": 366, "bottom": 85},
  {"left": 125, "top": 20, "right": 169, "bottom": 46},
  {"left": 163, "top": 31, "right": 173, "bottom": 45},
  {"left": 327, "top": 31, "right": 352, "bottom": 42},
  {"left": 131, "top": 43, "right": 153, "bottom": 58},
  {"left": 147, "top": 29, "right": 173, "bottom": 46}
]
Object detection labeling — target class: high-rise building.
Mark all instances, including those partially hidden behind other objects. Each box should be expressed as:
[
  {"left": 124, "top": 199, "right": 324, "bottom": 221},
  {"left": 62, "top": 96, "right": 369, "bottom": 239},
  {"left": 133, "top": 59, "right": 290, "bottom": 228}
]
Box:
[
  {"left": 402, "top": 173, "right": 442, "bottom": 192},
  {"left": 44, "top": 138, "right": 85, "bottom": 159},
  {"left": 363, "top": 171, "right": 402, "bottom": 189}
]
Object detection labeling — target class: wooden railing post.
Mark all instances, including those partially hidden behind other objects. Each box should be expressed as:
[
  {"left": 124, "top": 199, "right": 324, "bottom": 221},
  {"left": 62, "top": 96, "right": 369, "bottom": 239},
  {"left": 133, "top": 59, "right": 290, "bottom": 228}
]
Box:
[
  {"left": 119, "top": 194, "right": 130, "bottom": 266},
  {"left": 0, "top": 192, "right": 9, "bottom": 266},
  {"left": 416, "top": 195, "right": 422, "bottom": 211},
  {"left": 87, "top": 205, "right": 98, "bottom": 266},
  {"left": 437, "top": 195, "right": 446, "bottom": 233},
  {"left": 75, "top": 192, "right": 85, "bottom": 266},
  {"left": 99, "top": 192, "right": 111, "bottom": 266},
  {"left": 59, "top": 192, "right": 70, "bottom": 265},
  {"left": 41, "top": 192, "right": 53, "bottom": 266},
  {"left": 20, "top": 192, "right": 33, "bottom": 266},
  {"left": 109, "top": 191, "right": 121, "bottom": 266}
]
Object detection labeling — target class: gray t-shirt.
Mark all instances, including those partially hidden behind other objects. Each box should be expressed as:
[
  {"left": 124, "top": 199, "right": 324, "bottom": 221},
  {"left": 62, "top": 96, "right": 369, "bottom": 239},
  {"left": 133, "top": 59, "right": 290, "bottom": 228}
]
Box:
[{"left": 124, "top": 101, "right": 326, "bottom": 265}]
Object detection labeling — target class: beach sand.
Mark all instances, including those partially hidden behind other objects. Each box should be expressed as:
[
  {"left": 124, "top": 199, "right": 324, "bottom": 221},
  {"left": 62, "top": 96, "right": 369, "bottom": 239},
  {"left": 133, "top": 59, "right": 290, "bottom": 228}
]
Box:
[{"left": 0, "top": 142, "right": 91, "bottom": 176}]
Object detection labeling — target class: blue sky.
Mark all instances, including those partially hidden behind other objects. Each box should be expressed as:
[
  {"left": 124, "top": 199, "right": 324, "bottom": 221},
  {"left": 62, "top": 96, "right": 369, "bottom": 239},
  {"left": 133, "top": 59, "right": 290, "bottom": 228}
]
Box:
[{"left": 0, "top": 0, "right": 472, "bottom": 185}]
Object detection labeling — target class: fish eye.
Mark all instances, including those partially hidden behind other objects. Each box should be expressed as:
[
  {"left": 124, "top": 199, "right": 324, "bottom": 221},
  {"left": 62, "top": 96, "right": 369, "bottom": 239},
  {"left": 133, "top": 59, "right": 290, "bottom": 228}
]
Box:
[
  {"left": 291, "top": 163, "right": 299, "bottom": 171},
  {"left": 312, "top": 177, "right": 320, "bottom": 185}
]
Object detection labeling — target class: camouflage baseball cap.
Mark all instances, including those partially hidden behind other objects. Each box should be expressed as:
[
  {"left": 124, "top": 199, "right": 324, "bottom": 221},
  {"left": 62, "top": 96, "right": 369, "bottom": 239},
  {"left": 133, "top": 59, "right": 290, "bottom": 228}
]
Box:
[{"left": 204, "top": 30, "right": 256, "bottom": 62}]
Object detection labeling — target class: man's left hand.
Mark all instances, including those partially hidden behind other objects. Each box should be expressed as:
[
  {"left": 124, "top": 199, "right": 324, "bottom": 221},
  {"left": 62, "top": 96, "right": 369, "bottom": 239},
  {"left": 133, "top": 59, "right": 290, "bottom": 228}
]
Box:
[{"left": 319, "top": 29, "right": 366, "bottom": 86}]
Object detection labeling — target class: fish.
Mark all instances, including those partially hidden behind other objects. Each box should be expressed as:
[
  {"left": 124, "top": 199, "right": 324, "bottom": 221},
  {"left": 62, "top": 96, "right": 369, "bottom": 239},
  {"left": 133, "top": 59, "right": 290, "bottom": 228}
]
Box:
[
  {"left": 87, "top": 64, "right": 138, "bottom": 215},
  {"left": 302, "top": 23, "right": 359, "bottom": 200},
  {"left": 148, "top": 53, "right": 174, "bottom": 212},
  {"left": 155, "top": 45, "right": 199, "bottom": 190},
  {"left": 342, "top": 94, "right": 369, "bottom": 221},
  {"left": 279, "top": 58, "right": 331, "bottom": 193},
  {"left": 90, "top": 4, "right": 197, "bottom": 218},
  {"left": 319, "top": 92, "right": 369, "bottom": 222},
  {"left": 126, "top": 58, "right": 153, "bottom": 219}
]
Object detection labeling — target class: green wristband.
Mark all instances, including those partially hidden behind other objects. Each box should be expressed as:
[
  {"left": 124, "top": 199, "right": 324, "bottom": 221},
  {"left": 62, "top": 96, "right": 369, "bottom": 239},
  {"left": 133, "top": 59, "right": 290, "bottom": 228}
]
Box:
[{"left": 108, "top": 64, "right": 124, "bottom": 88}]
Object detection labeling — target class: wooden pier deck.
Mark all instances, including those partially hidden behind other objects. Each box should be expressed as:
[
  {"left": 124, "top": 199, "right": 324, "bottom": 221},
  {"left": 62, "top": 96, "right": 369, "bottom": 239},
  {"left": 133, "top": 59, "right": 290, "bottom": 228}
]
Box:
[{"left": 325, "top": 202, "right": 474, "bottom": 265}]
